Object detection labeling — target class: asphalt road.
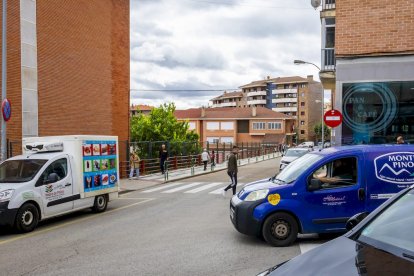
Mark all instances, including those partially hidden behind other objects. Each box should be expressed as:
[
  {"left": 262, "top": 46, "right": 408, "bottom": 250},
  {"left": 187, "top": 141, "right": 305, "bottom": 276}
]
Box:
[{"left": 0, "top": 158, "right": 328, "bottom": 276}]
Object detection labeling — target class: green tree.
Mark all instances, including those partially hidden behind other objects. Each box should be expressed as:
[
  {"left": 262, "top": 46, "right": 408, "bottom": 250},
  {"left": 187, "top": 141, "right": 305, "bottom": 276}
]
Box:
[
  {"left": 130, "top": 103, "right": 200, "bottom": 157},
  {"left": 314, "top": 122, "right": 331, "bottom": 141}
]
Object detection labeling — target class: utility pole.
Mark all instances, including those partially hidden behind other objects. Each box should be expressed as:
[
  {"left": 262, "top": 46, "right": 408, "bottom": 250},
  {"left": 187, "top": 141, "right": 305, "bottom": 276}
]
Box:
[{"left": 1, "top": 0, "right": 7, "bottom": 161}]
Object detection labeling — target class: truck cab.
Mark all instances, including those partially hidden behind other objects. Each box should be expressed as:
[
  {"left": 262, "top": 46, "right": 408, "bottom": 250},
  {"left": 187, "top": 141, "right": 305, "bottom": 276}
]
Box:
[{"left": 230, "top": 145, "right": 414, "bottom": 246}]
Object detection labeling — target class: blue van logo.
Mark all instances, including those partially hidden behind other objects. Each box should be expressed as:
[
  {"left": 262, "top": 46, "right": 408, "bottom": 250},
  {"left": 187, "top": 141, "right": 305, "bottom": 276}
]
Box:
[{"left": 374, "top": 152, "right": 414, "bottom": 184}]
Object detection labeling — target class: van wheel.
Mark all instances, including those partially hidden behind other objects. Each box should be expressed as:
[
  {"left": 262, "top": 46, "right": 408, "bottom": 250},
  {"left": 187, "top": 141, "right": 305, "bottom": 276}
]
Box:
[
  {"left": 262, "top": 213, "right": 298, "bottom": 247},
  {"left": 15, "top": 203, "right": 39, "bottom": 233},
  {"left": 92, "top": 195, "right": 108, "bottom": 213}
]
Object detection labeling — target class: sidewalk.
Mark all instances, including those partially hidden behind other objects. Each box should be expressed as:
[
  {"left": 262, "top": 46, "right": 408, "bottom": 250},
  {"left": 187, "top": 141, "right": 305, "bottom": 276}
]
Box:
[{"left": 119, "top": 152, "right": 282, "bottom": 193}]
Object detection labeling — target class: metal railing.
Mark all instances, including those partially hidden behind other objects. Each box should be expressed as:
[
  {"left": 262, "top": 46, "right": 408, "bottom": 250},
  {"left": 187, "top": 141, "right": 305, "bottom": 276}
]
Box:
[
  {"left": 322, "top": 0, "right": 335, "bottom": 10},
  {"left": 321, "top": 48, "right": 335, "bottom": 71}
]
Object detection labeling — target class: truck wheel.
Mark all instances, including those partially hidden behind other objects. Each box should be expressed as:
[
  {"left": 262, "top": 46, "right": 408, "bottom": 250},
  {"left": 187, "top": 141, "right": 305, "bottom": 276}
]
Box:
[
  {"left": 15, "top": 203, "right": 39, "bottom": 233},
  {"left": 262, "top": 213, "right": 298, "bottom": 247},
  {"left": 92, "top": 195, "right": 108, "bottom": 213}
]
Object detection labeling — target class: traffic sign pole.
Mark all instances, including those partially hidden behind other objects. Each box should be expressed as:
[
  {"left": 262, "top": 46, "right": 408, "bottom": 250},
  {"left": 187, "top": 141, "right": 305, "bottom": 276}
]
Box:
[{"left": 1, "top": 0, "right": 7, "bottom": 161}]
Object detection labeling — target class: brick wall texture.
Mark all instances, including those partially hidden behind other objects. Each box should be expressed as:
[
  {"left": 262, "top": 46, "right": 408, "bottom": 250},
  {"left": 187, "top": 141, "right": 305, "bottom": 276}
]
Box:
[
  {"left": 0, "top": 2, "right": 23, "bottom": 144},
  {"left": 336, "top": 0, "right": 414, "bottom": 57}
]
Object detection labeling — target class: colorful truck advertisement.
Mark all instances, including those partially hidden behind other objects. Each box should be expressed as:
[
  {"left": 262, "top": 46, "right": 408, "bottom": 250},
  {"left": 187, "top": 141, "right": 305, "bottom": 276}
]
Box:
[{"left": 82, "top": 140, "right": 117, "bottom": 192}]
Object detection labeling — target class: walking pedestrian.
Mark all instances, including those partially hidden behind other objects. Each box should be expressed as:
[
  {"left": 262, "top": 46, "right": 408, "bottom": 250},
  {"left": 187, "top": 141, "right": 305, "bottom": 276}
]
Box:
[
  {"left": 129, "top": 152, "right": 140, "bottom": 179},
  {"left": 201, "top": 148, "right": 210, "bottom": 171},
  {"left": 210, "top": 150, "right": 216, "bottom": 167},
  {"left": 159, "top": 144, "right": 169, "bottom": 174},
  {"left": 222, "top": 146, "right": 239, "bottom": 196}
]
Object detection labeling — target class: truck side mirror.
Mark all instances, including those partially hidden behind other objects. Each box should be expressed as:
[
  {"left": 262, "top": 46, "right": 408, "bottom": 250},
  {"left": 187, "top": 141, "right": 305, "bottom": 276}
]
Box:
[
  {"left": 308, "top": 179, "right": 322, "bottom": 191},
  {"left": 45, "top": 173, "right": 59, "bottom": 184},
  {"left": 346, "top": 212, "right": 369, "bottom": 231}
]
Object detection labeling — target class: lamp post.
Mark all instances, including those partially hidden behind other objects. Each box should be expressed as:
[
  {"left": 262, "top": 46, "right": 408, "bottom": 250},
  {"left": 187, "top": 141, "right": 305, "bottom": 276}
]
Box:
[{"left": 294, "top": 59, "right": 325, "bottom": 148}]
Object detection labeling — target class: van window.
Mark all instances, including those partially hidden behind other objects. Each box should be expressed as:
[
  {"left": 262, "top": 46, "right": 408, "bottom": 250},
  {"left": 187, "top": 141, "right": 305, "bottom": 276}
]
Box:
[
  {"left": 39, "top": 158, "right": 68, "bottom": 184},
  {"left": 309, "top": 157, "right": 357, "bottom": 189},
  {"left": 0, "top": 159, "right": 47, "bottom": 183}
]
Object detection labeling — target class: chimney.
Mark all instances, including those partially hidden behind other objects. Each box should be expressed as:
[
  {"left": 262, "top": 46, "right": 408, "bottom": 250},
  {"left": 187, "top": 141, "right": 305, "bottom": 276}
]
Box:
[
  {"left": 201, "top": 106, "right": 206, "bottom": 117},
  {"left": 252, "top": 105, "right": 257, "bottom": 117},
  {"left": 307, "top": 75, "right": 313, "bottom": 81}
]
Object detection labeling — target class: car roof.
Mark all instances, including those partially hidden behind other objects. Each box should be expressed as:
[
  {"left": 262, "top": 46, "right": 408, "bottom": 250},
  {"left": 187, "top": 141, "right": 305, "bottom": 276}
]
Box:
[
  {"left": 288, "top": 147, "right": 309, "bottom": 151},
  {"left": 313, "top": 144, "right": 414, "bottom": 156}
]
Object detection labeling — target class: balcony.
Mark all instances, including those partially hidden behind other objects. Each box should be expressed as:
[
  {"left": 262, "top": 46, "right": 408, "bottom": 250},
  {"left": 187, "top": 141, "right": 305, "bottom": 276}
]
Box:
[
  {"left": 247, "top": 91, "right": 267, "bottom": 97},
  {"left": 212, "top": 102, "right": 236, "bottom": 108},
  {"left": 272, "top": 88, "right": 297, "bottom": 94},
  {"left": 272, "top": 98, "right": 297, "bottom": 104},
  {"left": 321, "top": 48, "right": 335, "bottom": 71},
  {"left": 322, "top": 0, "right": 335, "bottom": 10},
  {"left": 247, "top": 99, "right": 266, "bottom": 105},
  {"left": 272, "top": 107, "right": 297, "bottom": 113}
]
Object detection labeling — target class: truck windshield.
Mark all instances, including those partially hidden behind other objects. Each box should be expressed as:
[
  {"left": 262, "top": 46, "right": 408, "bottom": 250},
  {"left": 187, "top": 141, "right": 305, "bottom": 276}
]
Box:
[
  {"left": 0, "top": 159, "right": 47, "bottom": 183},
  {"left": 276, "top": 154, "right": 323, "bottom": 184}
]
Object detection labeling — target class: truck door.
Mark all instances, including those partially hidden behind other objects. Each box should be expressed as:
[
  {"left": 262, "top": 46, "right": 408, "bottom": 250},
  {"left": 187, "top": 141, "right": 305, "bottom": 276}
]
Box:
[
  {"left": 36, "top": 157, "right": 75, "bottom": 217},
  {"left": 303, "top": 155, "right": 366, "bottom": 231}
]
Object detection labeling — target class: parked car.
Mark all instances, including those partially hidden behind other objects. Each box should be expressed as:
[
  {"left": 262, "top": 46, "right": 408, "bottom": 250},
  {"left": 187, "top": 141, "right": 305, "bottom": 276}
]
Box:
[
  {"left": 279, "top": 148, "right": 310, "bottom": 170},
  {"left": 297, "top": 141, "right": 314, "bottom": 148},
  {"left": 257, "top": 186, "right": 414, "bottom": 275}
]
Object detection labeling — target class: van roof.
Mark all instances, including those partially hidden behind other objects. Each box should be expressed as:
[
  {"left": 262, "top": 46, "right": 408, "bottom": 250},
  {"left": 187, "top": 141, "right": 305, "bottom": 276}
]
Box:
[
  {"left": 9, "top": 152, "right": 65, "bottom": 161},
  {"left": 314, "top": 144, "right": 414, "bottom": 156}
]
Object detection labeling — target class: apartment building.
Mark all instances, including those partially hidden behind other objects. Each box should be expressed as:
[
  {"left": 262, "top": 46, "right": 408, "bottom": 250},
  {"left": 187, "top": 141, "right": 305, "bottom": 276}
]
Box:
[
  {"left": 130, "top": 104, "right": 154, "bottom": 116},
  {"left": 319, "top": 0, "right": 414, "bottom": 145},
  {"left": 0, "top": 1, "right": 130, "bottom": 159},
  {"left": 237, "top": 76, "right": 322, "bottom": 142},
  {"left": 210, "top": 91, "right": 246, "bottom": 108},
  {"left": 175, "top": 106, "right": 295, "bottom": 145}
]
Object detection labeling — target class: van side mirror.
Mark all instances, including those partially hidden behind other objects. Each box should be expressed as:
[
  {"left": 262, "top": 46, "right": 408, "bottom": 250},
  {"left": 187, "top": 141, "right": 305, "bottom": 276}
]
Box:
[
  {"left": 45, "top": 173, "right": 59, "bottom": 184},
  {"left": 346, "top": 212, "right": 369, "bottom": 231},
  {"left": 308, "top": 179, "right": 322, "bottom": 191}
]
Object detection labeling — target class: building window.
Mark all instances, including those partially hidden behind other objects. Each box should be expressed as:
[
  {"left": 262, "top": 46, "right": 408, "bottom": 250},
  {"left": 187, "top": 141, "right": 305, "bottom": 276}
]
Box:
[
  {"left": 300, "top": 121, "right": 305, "bottom": 125},
  {"left": 301, "top": 102, "right": 305, "bottom": 107},
  {"left": 206, "top": 122, "right": 220, "bottom": 130},
  {"left": 268, "top": 122, "right": 282, "bottom": 130},
  {"left": 301, "top": 130, "right": 305, "bottom": 134},
  {"left": 221, "top": 137, "right": 234, "bottom": 144},
  {"left": 300, "top": 84, "right": 306, "bottom": 88},
  {"left": 252, "top": 122, "right": 266, "bottom": 130},
  {"left": 301, "top": 111, "right": 305, "bottom": 116},
  {"left": 292, "top": 112, "right": 297, "bottom": 116},
  {"left": 188, "top": 122, "right": 196, "bottom": 130},
  {"left": 221, "top": 122, "right": 234, "bottom": 130},
  {"left": 207, "top": 137, "right": 220, "bottom": 143},
  {"left": 301, "top": 92, "right": 305, "bottom": 97}
]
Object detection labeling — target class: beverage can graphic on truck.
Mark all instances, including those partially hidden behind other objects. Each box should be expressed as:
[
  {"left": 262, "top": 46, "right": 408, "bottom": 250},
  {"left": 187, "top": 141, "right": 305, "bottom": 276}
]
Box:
[{"left": 374, "top": 152, "right": 414, "bottom": 184}]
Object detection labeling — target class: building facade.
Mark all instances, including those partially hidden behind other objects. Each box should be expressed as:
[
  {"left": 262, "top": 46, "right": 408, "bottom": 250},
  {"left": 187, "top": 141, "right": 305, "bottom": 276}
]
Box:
[
  {"left": 238, "top": 76, "right": 323, "bottom": 142},
  {"left": 0, "top": 0, "right": 129, "bottom": 156},
  {"left": 210, "top": 91, "right": 246, "bottom": 108},
  {"left": 130, "top": 104, "right": 154, "bottom": 116},
  {"left": 175, "top": 107, "right": 295, "bottom": 145},
  {"left": 320, "top": 0, "right": 414, "bottom": 145}
]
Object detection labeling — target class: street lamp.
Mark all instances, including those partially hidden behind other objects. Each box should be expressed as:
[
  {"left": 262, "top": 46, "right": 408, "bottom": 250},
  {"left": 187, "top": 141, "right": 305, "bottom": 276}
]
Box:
[{"left": 294, "top": 59, "right": 325, "bottom": 148}]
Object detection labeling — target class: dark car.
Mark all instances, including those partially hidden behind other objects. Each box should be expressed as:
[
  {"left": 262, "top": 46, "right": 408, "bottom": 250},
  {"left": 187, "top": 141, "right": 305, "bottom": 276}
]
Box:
[{"left": 258, "top": 186, "right": 414, "bottom": 275}]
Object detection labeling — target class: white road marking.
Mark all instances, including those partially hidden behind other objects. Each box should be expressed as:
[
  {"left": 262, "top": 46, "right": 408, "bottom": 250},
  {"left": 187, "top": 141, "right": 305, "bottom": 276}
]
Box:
[
  {"left": 184, "top": 182, "right": 223, "bottom": 193},
  {"left": 209, "top": 182, "right": 245, "bottom": 194},
  {"left": 141, "top": 182, "right": 184, "bottom": 193},
  {"left": 162, "top": 182, "right": 204, "bottom": 193}
]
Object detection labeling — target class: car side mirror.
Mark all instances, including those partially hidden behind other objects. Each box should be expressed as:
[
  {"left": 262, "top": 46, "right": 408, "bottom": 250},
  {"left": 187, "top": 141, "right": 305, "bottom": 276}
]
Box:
[
  {"left": 346, "top": 212, "right": 369, "bottom": 231},
  {"left": 308, "top": 179, "right": 322, "bottom": 191},
  {"left": 45, "top": 173, "right": 59, "bottom": 184}
]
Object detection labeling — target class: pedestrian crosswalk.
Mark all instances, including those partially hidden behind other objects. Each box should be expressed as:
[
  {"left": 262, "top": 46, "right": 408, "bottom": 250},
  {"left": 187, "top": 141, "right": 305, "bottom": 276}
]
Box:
[{"left": 141, "top": 181, "right": 244, "bottom": 195}]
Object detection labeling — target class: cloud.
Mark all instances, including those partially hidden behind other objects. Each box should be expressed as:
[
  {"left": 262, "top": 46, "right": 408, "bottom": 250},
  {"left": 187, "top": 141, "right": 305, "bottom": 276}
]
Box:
[{"left": 130, "top": 0, "right": 322, "bottom": 109}]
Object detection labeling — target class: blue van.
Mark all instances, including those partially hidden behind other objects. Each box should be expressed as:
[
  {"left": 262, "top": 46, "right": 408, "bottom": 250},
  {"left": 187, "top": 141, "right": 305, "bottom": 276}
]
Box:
[{"left": 230, "top": 145, "right": 414, "bottom": 246}]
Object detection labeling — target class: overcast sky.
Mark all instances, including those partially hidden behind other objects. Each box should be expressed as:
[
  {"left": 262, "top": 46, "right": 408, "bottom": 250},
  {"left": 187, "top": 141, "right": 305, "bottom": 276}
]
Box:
[{"left": 130, "top": 0, "right": 322, "bottom": 109}]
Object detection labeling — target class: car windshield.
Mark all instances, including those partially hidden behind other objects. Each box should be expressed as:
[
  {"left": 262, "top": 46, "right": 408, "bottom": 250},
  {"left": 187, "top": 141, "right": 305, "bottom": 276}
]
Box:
[
  {"left": 0, "top": 159, "right": 48, "bottom": 183},
  {"left": 275, "top": 153, "right": 323, "bottom": 184},
  {"left": 285, "top": 149, "right": 308, "bottom": 157},
  {"left": 358, "top": 189, "right": 414, "bottom": 254}
]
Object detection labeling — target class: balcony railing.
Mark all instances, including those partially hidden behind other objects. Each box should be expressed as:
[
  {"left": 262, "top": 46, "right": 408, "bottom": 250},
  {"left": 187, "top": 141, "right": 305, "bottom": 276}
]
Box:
[
  {"left": 247, "top": 99, "right": 266, "bottom": 105},
  {"left": 322, "top": 0, "right": 335, "bottom": 10},
  {"left": 272, "top": 98, "right": 297, "bottom": 104},
  {"left": 272, "top": 107, "right": 297, "bottom": 113},
  {"left": 212, "top": 102, "right": 237, "bottom": 108},
  {"left": 272, "top": 88, "right": 297, "bottom": 94},
  {"left": 247, "top": 91, "right": 267, "bottom": 97},
  {"left": 321, "top": 48, "right": 335, "bottom": 71}
]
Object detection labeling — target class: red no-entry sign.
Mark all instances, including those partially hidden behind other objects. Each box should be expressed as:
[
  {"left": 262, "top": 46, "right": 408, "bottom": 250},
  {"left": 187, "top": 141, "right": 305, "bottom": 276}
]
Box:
[{"left": 324, "top": 109, "right": 343, "bottom": 128}]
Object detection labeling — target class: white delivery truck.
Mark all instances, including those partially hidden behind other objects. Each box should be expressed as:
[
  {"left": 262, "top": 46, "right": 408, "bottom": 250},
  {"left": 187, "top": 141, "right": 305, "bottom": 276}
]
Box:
[{"left": 0, "top": 135, "right": 119, "bottom": 232}]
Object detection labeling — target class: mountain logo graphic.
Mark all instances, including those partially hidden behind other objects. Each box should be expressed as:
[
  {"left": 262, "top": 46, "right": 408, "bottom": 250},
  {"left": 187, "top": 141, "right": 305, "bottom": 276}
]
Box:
[{"left": 379, "top": 163, "right": 412, "bottom": 176}]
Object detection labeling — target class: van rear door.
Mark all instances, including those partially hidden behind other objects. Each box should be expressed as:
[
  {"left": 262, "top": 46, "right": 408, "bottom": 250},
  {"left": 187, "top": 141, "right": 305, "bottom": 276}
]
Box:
[
  {"left": 302, "top": 154, "right": 366, "bottom": 232},
  {"left": 365, "top": 151, "right": 414, "bottom": 212}
]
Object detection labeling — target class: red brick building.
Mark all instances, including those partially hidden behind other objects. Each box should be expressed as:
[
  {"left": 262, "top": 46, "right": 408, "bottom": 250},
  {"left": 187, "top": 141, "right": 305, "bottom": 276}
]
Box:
[
  {"left": 175, "top": 107, "right": 295, "bottom": 145},
  {"left": 0, "top": 1, "right": 129, "bottom": 158}
]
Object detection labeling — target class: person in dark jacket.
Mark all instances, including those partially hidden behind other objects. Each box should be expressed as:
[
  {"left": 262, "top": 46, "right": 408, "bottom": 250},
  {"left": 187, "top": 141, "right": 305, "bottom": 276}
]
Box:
[
  {"left": 159, "top": 144, "right": 168, "bottom": 174},
  {"left": 222, "top": 146, "right": 239, "bottom": 196}
]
